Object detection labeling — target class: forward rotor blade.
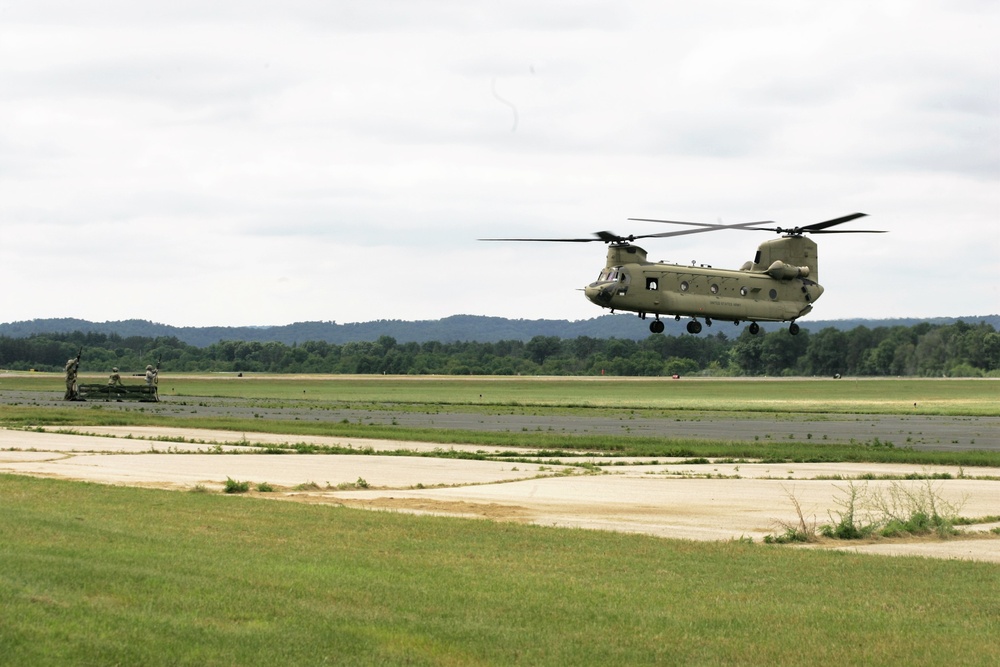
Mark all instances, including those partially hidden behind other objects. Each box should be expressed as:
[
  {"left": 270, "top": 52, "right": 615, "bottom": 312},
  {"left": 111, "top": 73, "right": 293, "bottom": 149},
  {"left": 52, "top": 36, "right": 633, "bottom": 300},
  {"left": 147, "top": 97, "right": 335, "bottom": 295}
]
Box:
[{"left": 478, "top": 236, "right": 604, "bottom": 243}]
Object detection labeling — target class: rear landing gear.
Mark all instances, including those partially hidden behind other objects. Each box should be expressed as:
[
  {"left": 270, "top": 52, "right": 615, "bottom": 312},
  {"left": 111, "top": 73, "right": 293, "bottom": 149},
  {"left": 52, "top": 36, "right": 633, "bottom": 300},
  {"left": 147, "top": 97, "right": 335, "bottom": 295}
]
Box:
[
  {"left": 649, "top": 319, "right": 665, "bottom": 334},
  {"left": 686, "top": 320, "right": 703, "bottom": 335},
  {"left": 748, "top": 322, "right": 760, "bottom": 335}
]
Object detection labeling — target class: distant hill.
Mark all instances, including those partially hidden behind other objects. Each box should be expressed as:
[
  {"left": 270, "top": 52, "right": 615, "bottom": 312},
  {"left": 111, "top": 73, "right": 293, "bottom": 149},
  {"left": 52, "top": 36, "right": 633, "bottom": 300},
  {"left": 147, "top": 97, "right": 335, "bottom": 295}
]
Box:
[{"left": 2, "top": 314, "right": 997, "bottom": 348}]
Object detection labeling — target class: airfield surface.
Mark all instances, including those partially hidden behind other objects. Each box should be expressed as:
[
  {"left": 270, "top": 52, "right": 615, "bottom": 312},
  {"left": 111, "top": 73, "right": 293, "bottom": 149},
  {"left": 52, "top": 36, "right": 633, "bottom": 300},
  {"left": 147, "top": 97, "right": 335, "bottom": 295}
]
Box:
[
  {"left": 2, "top": 426, "right": 998, "bottom": 563},
  {"left": 2, "top": 389, "right": 998, "bottom": 450}
]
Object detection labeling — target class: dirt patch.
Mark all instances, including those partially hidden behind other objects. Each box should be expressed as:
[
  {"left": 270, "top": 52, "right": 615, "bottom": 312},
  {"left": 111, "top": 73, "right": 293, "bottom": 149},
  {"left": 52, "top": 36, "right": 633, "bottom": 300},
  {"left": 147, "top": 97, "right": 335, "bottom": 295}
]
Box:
[
  {"left": 328, "top": 497, "right": 535, "bottom": 522},
  {"left": 2, "top": 426, "right": 998, "bottom": 563}
]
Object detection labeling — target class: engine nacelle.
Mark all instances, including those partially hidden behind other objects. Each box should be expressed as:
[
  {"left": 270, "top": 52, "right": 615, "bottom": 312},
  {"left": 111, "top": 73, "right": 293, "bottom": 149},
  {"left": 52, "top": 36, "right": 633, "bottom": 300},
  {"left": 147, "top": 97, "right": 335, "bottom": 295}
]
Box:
[{"left": 766, "top": 260, "right": 810, "bottom": 280}]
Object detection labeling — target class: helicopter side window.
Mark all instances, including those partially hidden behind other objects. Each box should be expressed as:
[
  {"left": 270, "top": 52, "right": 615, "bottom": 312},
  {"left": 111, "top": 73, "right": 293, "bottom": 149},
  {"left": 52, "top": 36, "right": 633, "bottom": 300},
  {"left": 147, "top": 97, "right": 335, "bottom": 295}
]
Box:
[{"left": 646, "top": 277, "right": 658, "bottom": 291}]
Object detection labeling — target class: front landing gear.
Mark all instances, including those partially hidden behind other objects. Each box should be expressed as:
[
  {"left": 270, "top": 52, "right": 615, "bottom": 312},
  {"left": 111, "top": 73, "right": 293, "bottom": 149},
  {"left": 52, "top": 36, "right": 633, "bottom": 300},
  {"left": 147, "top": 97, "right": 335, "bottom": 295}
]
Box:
[
  {"left": 686, "top": 320, "right": 703, "bottom": 335},
  {"left": 649, "top": 319, "right": 665, "bottom": 334},
  {"left": 789, "top": 322, "right": 800, "bottom": 336},
  {"left": 748, "top": 322, "right": 760, "bottom": 335}
]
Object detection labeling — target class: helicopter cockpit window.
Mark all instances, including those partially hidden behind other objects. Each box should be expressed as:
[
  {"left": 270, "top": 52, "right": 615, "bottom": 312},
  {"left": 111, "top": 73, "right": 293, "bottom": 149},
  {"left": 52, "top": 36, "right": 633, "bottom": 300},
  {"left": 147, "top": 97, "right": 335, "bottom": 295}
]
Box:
[{"left": 599, "top": 268, "right": 622, "bottom": 283}]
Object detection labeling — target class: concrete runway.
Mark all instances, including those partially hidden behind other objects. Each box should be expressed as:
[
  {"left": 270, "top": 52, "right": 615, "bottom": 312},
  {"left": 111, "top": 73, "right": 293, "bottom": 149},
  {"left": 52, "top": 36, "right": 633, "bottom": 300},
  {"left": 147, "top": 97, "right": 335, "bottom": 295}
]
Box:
[
  {"left": 3, "top": 390, "right": 998, "bottom": 450},
  {"left": 2, "top": 426, "right": 998, "bottom": 563}
]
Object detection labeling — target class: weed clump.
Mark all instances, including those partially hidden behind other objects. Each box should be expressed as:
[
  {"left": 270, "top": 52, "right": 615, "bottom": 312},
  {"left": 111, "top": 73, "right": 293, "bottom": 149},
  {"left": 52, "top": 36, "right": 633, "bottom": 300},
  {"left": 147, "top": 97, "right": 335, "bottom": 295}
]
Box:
[
  {"left": 867, "top": 481, "right": 962, "bottom": 538},
  {"left": 770, "top": 480, "right": 965, "bottom": 543},
  {"left": 819, "top": 482, "right": 876, "bottom": 539},
  {"left": 765, "top": 488, "right": 817, "bottom": 544},
  {"left": 224, "top": 477, "right": 251, "bottom": 494}
]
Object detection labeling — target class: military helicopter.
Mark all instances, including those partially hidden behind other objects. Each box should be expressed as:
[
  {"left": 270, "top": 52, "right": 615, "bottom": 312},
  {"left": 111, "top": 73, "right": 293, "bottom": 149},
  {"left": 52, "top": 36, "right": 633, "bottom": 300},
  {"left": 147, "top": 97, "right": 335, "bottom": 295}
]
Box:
[{"left": 482, "top": 213, "right": 884, "bottom": 335}]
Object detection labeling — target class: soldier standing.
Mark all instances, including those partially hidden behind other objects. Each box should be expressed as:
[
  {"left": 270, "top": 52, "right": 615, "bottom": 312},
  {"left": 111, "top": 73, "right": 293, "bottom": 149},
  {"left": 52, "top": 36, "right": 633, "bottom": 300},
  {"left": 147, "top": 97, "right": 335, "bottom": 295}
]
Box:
[
  {"left": 145, "top": 364, "right": 159, "bottom": 400},
  {"left": 64, "top": 355, "right": 80, "bottom": 400}
]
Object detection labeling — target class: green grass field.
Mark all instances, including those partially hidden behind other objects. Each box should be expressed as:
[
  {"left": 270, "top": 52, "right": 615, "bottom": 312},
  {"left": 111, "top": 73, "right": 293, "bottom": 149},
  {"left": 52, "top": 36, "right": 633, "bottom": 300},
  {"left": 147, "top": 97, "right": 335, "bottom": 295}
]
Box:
[
  {"left": 2, "top": 374, "right": 998, "bottom": 665},
  {"left": 2, "top": 475, "right": 998, "bottom": 666}
]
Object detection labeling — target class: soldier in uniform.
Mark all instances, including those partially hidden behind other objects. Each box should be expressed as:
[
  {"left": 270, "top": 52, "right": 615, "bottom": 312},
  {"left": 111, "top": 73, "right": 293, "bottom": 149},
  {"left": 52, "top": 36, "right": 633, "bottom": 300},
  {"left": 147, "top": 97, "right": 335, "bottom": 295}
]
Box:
[
  {"left": 108, "top": 367, "right": 123, "bottom": 387},
  {"left": 64, "top": 356, "right": 80, "bottom": 400},
  {"left": 145, "top": 364, "right": 159, "bottom": 400}
]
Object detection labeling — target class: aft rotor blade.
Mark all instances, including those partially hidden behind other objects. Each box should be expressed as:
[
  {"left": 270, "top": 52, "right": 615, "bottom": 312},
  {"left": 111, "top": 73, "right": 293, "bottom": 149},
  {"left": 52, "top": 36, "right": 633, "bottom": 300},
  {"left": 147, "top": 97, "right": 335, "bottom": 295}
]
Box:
[
  {"left": 748, "top": 212, "right": 884, "bottom": 235},
  {"left": 802, "top": 212, "right": 869, "bottom": 232},
  {"left": 806, "top": 229, "right": 887, "bottom": 234}
]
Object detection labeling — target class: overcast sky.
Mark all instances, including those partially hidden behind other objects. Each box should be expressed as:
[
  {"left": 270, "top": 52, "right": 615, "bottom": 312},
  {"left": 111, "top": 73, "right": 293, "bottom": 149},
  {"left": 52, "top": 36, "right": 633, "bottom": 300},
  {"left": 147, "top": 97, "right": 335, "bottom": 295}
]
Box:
[{"left": 1, "top": 1, "right": 997, "bottom": 328}]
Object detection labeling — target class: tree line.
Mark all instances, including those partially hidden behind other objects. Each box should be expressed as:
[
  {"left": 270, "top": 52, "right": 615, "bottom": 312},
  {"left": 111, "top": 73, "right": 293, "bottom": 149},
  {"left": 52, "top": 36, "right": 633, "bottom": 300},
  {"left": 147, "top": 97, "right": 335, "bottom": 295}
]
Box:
[{"left": 1, "top": 321, "right": 997, "bottom": 378}]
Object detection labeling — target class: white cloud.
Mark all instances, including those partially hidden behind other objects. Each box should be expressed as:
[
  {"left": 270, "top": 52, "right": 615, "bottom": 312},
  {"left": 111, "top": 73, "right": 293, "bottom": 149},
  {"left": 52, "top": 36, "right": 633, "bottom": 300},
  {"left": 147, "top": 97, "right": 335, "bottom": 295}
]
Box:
[{"left": 1, "top": 1, "right": 996, "bottom": 327}]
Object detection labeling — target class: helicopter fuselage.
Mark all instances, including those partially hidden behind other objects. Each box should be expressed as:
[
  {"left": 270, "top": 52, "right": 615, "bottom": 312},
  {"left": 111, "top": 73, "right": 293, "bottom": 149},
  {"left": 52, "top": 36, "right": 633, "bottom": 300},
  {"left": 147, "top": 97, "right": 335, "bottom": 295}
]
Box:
[
  {"left": 482, "top": 212, "right": 877, "bottom": 336},
  {"left": 583, "top": 236, "right": 824, "bottom": 333}
]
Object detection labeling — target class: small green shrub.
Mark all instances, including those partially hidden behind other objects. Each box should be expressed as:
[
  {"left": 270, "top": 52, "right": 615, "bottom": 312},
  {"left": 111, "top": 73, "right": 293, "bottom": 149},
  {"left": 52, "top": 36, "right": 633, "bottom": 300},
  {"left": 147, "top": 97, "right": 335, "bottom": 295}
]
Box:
[
  {"left": 294, "top": 481, "right": 321, "bottom": 491},
  {"left": 764, "top": 529, "right": 809, "bottom": 544},
  {"left": 224, "top": 477, "right": 250, "bottom": 494}
]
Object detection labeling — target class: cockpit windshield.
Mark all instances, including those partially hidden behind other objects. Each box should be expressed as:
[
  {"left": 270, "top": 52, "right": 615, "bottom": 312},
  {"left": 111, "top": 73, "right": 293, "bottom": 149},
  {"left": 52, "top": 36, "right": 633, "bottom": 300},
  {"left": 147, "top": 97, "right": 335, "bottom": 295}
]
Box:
[{"left": 598, "top": 267, "right": 623, "bottom": 282}]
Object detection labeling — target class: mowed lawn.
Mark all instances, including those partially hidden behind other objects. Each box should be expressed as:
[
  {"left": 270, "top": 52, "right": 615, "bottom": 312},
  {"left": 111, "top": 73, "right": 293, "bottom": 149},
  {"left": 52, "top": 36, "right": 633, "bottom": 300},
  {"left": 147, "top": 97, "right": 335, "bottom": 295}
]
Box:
[{"left": 2, "top": 475, "right": 998, "bottom": 666}]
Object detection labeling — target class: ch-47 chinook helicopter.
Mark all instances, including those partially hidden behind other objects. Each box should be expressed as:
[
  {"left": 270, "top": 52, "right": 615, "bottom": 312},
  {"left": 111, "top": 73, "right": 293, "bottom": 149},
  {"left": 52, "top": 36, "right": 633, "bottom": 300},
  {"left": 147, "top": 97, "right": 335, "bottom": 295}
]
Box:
[{"left": 483, "top": 213, "right": 885, "bottom": 336}]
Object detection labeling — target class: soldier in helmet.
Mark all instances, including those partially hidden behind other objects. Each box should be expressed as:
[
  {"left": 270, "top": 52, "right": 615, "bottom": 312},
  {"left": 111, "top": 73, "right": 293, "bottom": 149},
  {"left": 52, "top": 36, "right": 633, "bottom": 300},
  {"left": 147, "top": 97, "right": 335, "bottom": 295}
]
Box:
[
  {"left": 145, "top": 364, "right": 159, "bottom": 400},
  {"left": 64, "top": 356, "right": 80, "bottom": 400},
  {"left": 108, "top": 367, "right": 123, "bottom": 387}
]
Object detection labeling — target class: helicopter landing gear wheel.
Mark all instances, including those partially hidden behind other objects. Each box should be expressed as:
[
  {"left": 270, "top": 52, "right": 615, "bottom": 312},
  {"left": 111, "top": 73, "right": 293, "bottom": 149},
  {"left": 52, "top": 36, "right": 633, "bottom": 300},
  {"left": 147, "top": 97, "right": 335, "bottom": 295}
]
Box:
[
  {"left": 789, "top": 322, "right": 800, "bottom": 336},
  {"left": 686, "top": 320, "right": 703, "bottom": 335},
  {"left": 649, "top": 319, "right": 665, "bottom": 334},
  {"left": 748, "top": 322, "right": 760, "bottom": 335}
]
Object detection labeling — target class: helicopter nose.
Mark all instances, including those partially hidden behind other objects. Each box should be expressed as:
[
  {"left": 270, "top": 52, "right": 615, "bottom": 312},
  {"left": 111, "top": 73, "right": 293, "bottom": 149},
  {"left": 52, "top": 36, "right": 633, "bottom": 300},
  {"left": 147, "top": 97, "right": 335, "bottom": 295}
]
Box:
[
  {"left": 807, "top": 283, "right": 824, "bottom": 302},
  {"left": 584, "top": 283, "right": 614, "bottom": 306}
]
